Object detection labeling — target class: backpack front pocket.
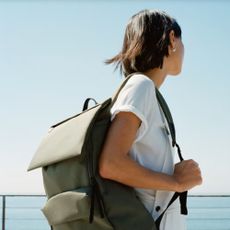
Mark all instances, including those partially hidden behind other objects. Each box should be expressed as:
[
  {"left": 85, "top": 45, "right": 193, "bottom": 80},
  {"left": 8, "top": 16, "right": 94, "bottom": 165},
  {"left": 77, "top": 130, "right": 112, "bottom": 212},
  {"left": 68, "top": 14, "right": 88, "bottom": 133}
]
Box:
[{"left": 42, "top": 190, "right": 90, "bottom": 226}]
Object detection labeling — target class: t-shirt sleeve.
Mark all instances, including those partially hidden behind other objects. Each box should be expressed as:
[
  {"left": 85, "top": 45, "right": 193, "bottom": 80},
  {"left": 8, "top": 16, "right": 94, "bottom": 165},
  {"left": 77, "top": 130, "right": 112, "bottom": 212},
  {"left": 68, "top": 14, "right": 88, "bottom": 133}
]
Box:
[{"left": 110, "top": 76, "right": 156, "bottom": 142}]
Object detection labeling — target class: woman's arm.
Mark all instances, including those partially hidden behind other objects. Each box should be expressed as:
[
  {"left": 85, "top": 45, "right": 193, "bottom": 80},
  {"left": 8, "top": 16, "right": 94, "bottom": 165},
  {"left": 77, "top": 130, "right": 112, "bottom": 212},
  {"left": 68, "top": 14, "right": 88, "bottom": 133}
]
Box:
[{"left": 99, "top": 112, "right": 202, "bottom": 193}]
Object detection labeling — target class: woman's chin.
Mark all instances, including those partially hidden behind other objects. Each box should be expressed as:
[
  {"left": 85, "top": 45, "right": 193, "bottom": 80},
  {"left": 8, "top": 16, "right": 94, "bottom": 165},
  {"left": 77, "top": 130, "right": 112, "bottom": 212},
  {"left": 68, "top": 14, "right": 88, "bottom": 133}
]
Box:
[{"left": 169, "top": 69, "right": 182, "bottom": 76}]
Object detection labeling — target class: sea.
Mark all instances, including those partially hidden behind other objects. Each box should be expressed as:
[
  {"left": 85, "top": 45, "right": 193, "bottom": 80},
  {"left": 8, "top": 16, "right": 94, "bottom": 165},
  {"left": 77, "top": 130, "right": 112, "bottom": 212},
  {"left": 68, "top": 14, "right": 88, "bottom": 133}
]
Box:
[{"left": 0, "top": 195, "right": 230, "bottom": 230}]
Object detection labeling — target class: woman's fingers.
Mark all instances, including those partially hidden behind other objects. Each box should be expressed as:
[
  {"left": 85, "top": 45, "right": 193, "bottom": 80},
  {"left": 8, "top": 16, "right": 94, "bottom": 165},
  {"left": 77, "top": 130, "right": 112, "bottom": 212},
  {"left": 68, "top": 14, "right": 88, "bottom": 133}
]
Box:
[{"left": 173, "top": 159, "right": 203, "bottom": 192}]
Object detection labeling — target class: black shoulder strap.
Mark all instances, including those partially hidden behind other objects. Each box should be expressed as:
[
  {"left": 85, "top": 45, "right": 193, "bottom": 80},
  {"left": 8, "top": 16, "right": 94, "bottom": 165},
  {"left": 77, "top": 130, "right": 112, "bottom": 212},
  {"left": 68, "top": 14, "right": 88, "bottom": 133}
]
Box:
[
  {"left": 155, "top": 88, "right": 188, "bottom": 229},
  {"left": 155, "top": 88, "right": 184, "bottom": 161},
  {"left": 155, "top": 89, "right": 176, "bottom": 147}
]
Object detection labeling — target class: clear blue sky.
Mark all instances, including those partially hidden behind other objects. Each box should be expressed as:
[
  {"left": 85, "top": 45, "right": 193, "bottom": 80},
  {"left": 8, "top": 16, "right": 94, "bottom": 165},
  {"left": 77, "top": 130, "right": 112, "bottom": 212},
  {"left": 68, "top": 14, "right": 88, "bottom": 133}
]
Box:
[{"left": 0, "top": 0, "right": 229, "bottom": 195}]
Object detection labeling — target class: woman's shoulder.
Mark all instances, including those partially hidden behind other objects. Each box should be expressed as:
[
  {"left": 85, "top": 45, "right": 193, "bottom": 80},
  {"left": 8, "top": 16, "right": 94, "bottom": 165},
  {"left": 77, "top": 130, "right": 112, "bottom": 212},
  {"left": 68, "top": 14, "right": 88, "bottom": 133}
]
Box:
[
  {"left": 125, "top": 73, "right": 156, "bottom": 92},
  {"left": 115, "top": 73, "right": 157, "bottom": 107}
]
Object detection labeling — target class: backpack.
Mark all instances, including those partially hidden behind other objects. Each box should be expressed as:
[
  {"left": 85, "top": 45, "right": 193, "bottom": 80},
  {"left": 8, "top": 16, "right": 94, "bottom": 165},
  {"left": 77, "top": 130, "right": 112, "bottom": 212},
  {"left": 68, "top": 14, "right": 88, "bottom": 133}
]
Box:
[{"left": 28, "top": 73, "right": 187, "bottom": 230}]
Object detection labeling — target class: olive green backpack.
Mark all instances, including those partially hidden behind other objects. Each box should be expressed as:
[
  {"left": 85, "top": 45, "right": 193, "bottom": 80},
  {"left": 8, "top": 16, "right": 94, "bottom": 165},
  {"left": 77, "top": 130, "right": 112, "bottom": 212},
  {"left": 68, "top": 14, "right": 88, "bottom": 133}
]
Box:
[{"left": 28, "top": 74, "right": 187, "bottom": 230}]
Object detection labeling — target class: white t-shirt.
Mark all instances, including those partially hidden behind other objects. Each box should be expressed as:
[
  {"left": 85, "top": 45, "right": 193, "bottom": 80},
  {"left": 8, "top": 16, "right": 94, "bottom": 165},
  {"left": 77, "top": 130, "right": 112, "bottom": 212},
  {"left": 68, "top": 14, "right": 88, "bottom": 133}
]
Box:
[{"left": 110, "top": 73, "right": 186, "bottom": 230}]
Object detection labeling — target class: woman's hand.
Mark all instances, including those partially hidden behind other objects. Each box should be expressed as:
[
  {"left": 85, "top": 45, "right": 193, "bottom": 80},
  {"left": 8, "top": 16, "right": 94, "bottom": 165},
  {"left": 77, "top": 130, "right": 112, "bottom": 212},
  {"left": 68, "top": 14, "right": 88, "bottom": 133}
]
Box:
[{"left": 173, "top": 159, "right": 203, "bottom": 193}]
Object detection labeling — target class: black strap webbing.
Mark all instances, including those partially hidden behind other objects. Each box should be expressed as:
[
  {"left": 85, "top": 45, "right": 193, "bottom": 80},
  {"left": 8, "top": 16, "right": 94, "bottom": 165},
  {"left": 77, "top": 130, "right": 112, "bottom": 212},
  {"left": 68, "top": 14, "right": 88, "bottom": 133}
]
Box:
[
  {"left": 155, "top": 88, "right": 188, "bottom": 222},
  {"left": 155, "top": 88, "right": 176, "bottom": 147},
  {"left": 155, "top": 192, "right": 179, "bottom": 228}
]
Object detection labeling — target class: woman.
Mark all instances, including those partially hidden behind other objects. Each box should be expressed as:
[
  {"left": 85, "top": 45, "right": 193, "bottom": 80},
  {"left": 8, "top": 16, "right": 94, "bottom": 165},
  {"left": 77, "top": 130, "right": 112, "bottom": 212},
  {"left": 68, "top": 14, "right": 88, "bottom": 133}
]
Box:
[{"left": 99, "top": 9, "right": 202, "bottom": 230}]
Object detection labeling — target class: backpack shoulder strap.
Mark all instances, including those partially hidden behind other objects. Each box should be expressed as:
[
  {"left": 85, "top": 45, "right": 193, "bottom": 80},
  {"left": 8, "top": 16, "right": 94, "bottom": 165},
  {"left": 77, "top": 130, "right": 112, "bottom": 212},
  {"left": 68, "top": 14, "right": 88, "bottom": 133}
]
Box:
[
  {"left": 155, "top": 87, "right": 188, "bottom": 219},
  {"left": 155, "top": 88, "right": 184, "bottom": 161},
  {"left": 111, "top": 73, "right": 136, "bottom": 105},
  {"left": 155, "top": 88, "right": 176, "bottom": 147}
]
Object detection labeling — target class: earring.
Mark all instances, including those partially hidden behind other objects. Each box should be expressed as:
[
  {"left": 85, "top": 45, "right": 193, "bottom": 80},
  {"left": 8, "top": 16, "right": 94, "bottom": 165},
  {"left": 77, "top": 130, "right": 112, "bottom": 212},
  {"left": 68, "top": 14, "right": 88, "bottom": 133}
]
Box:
[{"left": 172, "top": 47, "right": 176, "bottom": 52}]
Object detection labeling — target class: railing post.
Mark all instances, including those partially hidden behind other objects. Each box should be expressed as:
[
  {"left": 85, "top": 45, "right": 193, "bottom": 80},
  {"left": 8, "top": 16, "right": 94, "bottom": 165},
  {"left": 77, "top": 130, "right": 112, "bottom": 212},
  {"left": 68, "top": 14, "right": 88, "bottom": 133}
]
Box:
[{"left": 2, "top": 195, "right": 6, "bottom": 230}]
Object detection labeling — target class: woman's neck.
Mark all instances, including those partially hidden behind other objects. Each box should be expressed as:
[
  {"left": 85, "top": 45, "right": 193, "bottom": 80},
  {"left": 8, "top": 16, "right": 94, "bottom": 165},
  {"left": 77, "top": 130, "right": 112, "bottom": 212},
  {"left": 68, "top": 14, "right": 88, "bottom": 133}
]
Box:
[{"left": 143, "top": 68, "right": 167, "bottom": 89}]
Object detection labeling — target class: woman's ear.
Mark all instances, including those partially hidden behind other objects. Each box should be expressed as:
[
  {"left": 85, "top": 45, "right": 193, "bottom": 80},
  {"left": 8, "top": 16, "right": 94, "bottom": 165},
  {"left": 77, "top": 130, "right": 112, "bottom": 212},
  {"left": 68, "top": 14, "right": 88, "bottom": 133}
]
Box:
[{"left": 168, "top": 30, "right": 176, "bottom": 54}]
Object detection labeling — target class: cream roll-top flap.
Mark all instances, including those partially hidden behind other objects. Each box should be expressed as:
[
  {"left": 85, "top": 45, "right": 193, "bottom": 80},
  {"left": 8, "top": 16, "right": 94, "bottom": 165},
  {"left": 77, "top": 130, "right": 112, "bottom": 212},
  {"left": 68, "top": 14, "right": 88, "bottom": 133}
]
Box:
[{"left": 27, "top": 102, "right": 104, "bottom": 171}]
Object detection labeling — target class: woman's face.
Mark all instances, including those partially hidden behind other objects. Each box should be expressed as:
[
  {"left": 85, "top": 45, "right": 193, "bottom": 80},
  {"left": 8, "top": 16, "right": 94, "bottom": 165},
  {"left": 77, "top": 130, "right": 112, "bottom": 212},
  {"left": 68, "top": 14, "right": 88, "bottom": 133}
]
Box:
[
  {"left": 167, "top": 36, "right": 184, "bottom": 76},
  {"left": 174, "top": 38, "right": 184, "bottom": 74}
]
